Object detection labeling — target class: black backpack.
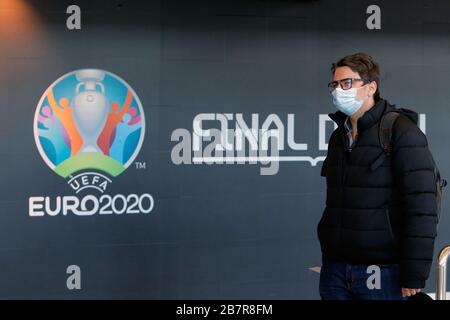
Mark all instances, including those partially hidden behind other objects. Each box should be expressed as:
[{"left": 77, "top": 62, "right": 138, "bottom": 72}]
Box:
[{"left": 372, "top": 110, "right": 447, "bottom": 225}]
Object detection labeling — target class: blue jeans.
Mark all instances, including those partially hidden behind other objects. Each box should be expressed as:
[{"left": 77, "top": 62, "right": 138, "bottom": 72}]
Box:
[{"left": 319, "top": 262, "right": 406, "bottom": 300}]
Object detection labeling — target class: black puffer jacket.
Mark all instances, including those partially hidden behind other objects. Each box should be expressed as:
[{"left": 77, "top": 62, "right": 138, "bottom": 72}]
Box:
[{"left": 318, "top": 98, "right": 438, "bottom": 289}]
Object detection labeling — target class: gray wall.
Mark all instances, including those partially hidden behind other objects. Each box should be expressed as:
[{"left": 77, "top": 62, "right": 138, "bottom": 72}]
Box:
[{"left": 1, "top": 0, "right": 450, "bottom": 299}]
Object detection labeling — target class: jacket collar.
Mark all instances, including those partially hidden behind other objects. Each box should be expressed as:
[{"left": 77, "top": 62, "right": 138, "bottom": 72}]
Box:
[{"left": 328, "top": 98, "right": 394, "bottom": 132}]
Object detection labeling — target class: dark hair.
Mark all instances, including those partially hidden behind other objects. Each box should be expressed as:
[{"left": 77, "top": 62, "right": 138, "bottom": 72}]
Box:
[{"left": 331, "top": 52, "right": 381, "bottom": 101}]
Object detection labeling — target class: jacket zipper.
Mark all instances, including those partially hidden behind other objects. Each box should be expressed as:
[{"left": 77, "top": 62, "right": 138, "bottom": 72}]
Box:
[
  {"left": 339, "top": 127, "right": 351, "bottom": 185},
  {"left": 338, "top": 128, "right": 347, "bottom": 256},
  {"left": 338, "top": 126, "right": 355, "bottom": 257}
]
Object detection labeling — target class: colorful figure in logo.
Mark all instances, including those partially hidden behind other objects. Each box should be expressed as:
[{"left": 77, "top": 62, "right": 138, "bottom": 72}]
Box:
[
  {"left": 97, "top": 89, "right": 133, "bottom": 156},
  {"left": 110, "top": 111, "right": 142, "bottom": 164},
  {"left": 34, "top": 69, "right": 145, "bottom": 178},
  {"left": 46, "top": 89, "right": 83, "bottom": 156},
  {"left": 37, "top": 106, "right": 71, "bottom": 165}
]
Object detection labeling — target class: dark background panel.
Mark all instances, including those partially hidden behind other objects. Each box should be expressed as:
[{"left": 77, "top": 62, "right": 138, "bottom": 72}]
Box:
[{"left": 0, "top": 0, "right": 449, "bottom": 299}]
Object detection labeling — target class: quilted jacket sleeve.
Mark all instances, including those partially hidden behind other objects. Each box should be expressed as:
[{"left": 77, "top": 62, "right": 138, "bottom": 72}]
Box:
[{"left": 392, "top": 115, "right": 438, "bottom": 289}]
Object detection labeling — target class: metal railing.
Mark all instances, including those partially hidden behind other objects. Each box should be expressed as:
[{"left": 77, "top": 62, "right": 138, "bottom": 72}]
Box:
[{"left": 436, "top": 245, "right": 450, "bottom": 300}]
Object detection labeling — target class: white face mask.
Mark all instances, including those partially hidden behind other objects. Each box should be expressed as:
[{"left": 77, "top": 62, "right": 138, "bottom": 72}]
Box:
[{"left": 331, "top": 85, "right": 368, "bottom": 116}]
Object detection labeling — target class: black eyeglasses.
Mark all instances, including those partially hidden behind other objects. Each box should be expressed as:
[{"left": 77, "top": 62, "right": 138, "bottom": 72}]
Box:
[{"left": 327, "top": 78, "right": 366, "bottom": 92}]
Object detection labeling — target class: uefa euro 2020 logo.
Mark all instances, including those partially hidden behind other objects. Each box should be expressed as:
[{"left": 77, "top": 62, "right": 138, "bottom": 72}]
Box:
[{"left": 33, "top": 69, "right": 145, "bottom": 193}]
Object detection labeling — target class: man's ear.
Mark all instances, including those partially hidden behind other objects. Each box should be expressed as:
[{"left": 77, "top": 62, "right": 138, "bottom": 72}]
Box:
[{"left": 368, "top": 81, "right": 377, "bottom": 98}]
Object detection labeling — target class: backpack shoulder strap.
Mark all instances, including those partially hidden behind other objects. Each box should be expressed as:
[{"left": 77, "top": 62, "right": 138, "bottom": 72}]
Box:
[
  {"left": 379, "top": 111, "right": 401, "bottom": 155},
  {"left": 369, "top": 111, "right": 401, "bottom": 171}
]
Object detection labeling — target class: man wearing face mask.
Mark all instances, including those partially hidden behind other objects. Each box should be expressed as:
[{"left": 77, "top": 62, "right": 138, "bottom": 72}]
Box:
[{"left": 317, "top": 53, "right": 439, "bottom": 300}]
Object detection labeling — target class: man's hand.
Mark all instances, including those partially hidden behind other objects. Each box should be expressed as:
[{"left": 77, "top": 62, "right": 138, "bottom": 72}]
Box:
[{"left": 402, "top": 288, "right": 421, "bottom": 297}]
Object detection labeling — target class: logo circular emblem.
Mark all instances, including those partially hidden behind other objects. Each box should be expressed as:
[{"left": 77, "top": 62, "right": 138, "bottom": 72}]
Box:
[{"left": 34, "top": 69, "right": 145, "bottom": 178}]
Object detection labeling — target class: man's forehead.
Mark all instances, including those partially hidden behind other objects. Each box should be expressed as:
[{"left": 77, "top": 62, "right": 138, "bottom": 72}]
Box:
[{"left": 333, "top": 66, "right": 360, "bottom": 79}]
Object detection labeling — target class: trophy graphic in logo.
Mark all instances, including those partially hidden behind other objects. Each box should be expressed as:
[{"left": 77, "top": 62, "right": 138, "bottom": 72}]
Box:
[
  {"left": 34, "top": 69, "right": 145, "bottom": 193},
  {"left": 72, "top": 69, "right": 109, "bottom": 154}
]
